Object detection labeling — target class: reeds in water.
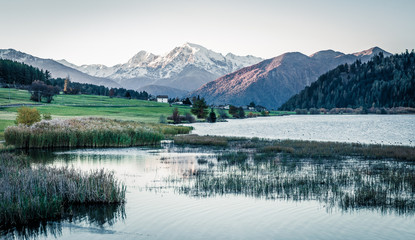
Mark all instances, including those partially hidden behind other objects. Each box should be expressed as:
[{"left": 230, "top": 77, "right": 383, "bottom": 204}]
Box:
[
  {"left": 174, "top": 134, "right": 228, "bottom": 146},
  {"left": 0, "top": 153, "right": 126, "bottom": 228},
  {"left": 4, "top": 117, "right": 192, "bottom": 149}
]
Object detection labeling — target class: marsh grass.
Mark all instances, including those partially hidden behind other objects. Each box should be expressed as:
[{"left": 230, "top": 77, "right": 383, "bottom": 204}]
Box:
[
  {"left": 164, "top": 135, "right": 415, "bottom": 214},
  {"left": 4, "top": 117, "right": 191, "bottom": 149},
  {"left": 173, "top": 135, "right": 415, "bottom": 161},
  {"left": 0, "top": 153, "right": 126, "bottom": 228},
  {"left": 175, "top": 157, "right": 415, "bottom": 215},
  {"left": 2, "top": 204, "right": 125, "bottom": 239},
  {"left": 217, "top": 152, "right": 248, "bottom": 165},
  {"left": 174, "top": 134, "right": 228, "bottom": 146}
]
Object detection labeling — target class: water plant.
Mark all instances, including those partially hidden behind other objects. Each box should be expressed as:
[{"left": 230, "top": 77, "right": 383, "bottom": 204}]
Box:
[
  {"left": 173, "top": 135, "right": 415, "bottom": 161},
  {"left": 174, "top": 134, "right": 228, "bottom": 146},
  {"left": 173, "top": 156, "right": 415, "bottom": 215},
  {"left": 0, "top": 153, "right": 126, "bottom": 229},
  {"left": 4, "top": 117, "right": 192, "bottom": 149}
]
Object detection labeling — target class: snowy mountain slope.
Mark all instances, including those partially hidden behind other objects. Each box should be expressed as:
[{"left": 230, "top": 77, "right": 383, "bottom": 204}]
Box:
[
  {"left": 0, "top": 49, "right": 120, "bottom": 88},
  {"left": 58, "top": 43, "right": 263, "bottom": 91}
]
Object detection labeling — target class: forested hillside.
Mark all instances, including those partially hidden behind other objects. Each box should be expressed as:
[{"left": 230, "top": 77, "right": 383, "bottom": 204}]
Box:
[
  {"left": 0, "top": 59, "right": 49, "bottom": 85},
  {"left": 279, "top": 51, "right": 415, "bottom": 110},
  {"left": 0, "top": 59, "right": 149, "bottom": 100}
]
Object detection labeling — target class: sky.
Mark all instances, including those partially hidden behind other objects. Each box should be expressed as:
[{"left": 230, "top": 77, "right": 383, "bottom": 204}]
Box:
[{"left": 0, "top": 0, "right": 414, "bottom": 66}]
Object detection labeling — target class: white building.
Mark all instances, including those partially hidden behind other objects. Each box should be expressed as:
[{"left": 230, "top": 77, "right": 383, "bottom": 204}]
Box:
[{"left": 156, "top": 95, "right": 169, "bottom": 103}]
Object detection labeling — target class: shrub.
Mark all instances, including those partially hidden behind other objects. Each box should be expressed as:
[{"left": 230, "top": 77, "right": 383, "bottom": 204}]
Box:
[
  {"left": 15, "top": 107, "right": 41, "bottom": 126},
  {"left": 159, "top": 114, "right": 167, "bottom": 124},
  {"left": 217, "top": 109, "right": 229, "bottom": 119},
  {"left": 261, "top": 110, "right": 269, "bottom": 116},
  {"left": 295, "top": 108, "right": 308, "bottom": 114},
  {"left": 171, "top": 108, "right": 181, "bottom": 124},
  {"left": 309, "top": 108, "right": 320, "bottom": 114},
  {"left": 184, "top": 112, "right": 196, "bottom": 123},
  {"left": 42, "top": 112, "right": 52, "bottom": 120}
]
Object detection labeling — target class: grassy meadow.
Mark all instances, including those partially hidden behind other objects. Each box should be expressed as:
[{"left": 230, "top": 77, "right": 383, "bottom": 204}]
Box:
[
  {"left": 0, "top": 88, "right": 293, "bottom": 140},
  {"left": 0, "top": 88, "right": 193, "bottom": 140}
]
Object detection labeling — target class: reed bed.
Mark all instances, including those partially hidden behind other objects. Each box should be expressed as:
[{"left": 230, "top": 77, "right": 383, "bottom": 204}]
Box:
[
  {"left": 174, "top": 157, "right": 415, "bottom": 215},
  {"left": 174, "top": 134, "right": 228, "bottom": 146},
  {"left": 173, "top": 135, "right": 415, "bottom": 161},
  {"left": 4, "top": 117, "right": 191, "bottom": 149},
  {"left": 3, "top": 204, "right": 125, "bottom": 239},
  {"left": 217, "top": 152, "right": 248, "bottom": 165},
  {"left": 0, "top": 153, "right": 126, "bottom": 228}
]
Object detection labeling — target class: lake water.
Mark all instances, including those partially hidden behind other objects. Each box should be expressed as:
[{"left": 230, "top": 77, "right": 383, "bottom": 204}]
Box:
[
  {"left": 3, "top": 142, "right": 415, "bottom": 239},
  {"left": 186, "top": 115, "right": 415, "bottom": 146}
]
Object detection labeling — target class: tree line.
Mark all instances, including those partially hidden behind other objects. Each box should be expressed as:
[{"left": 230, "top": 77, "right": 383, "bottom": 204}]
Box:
[
  {"left": 0, "top": 59, "right": 149, "bottom": 102},
  {"left": 0, "top": 59, "right": 49, "bottom": 85},
  {"left": 279, "top": 51, "right": 415, "bottom": 110}
]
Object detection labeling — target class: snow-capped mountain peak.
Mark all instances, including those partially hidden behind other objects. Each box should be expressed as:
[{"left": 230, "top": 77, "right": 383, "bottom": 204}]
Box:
[
  {"left": 127, "top": 50, "right": 158, "bottom": 67},
  {"left": 55, "top": 43, "right": 264, "bottom": 92},
  {"left": 60, "top": 43, "right": 263, "bottom": 82}
]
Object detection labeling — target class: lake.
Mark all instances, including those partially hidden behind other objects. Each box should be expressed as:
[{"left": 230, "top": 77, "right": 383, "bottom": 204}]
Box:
[
  {"left": 186, "top": 114, "right": 415, "bottom": 146},
  {"left": 2, "top": 140, "right": 415, "bottom": 239}
]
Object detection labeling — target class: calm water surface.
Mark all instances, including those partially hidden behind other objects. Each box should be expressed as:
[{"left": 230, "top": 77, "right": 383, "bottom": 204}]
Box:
[
  {"left": 4, "top": 142, "right": 415, "bottom": 239},
  {"left": 186, "top": 115, "right": 415, "bottom": 146}
]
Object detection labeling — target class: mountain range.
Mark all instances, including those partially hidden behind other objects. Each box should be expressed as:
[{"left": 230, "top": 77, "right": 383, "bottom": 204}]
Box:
[
  {"left": 57, "top": 43, "right": 263, "bottom": 94},
  {"left": 191, "top": 47, "right": 391, "bottom": 109},
  {"left": 0, "top": 44, "right": 391, "bottom": 109}
]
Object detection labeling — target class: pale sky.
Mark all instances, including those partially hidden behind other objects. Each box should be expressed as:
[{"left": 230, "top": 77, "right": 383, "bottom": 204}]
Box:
[{"left": 1, "top": 0, "right": 414, "bottom": 66}]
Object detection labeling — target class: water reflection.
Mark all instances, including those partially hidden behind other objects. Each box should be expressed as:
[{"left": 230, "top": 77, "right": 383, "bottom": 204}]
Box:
[
  {"left": 1, "top": 204, "right": 125, "bottom": 240},
  {"left": 5, "top": 143, "right": 415, "bottom": 239},
  {"left": 169, "top": 154, "right": 415, "bottom": 215}
]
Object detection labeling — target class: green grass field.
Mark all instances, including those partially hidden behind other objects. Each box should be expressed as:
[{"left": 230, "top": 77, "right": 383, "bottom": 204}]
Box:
[
  {"left": 0, "top": 88, "right": 294, "bottom": 140},
  {"left": 0, "top": 88, "right": 192, "bottom": 140}
]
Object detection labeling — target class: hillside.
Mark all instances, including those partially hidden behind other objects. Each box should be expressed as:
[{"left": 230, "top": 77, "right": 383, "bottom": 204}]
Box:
[
  {"left": 0, "top": 59, "right": 48, "bottom": 85},
  {"left": 279, "top": 51, "right": 415, "bottom": 110},
  {"left": 0, "top": 49, "right": 120, "bottom": 88},
  {"left": 191, "top": 47, "right": 390, "bottom": 109}
]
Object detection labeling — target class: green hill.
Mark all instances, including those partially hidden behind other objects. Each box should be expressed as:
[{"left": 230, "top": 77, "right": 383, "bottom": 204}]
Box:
[{"left": 279, "top": 51, "right": 415, "bottom": 110}]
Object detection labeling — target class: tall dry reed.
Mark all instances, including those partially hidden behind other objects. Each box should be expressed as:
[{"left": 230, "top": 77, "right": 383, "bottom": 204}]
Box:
[
  {"left": 5, "top": 117, "right": 191, "bottom": 149},
  {"left": 0, "top": 153, "right": 126, "bottom": 228}
]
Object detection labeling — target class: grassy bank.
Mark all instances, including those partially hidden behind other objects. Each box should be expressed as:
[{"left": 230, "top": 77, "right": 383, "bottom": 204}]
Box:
[
  {"left": 173, "top": 135, "right": 415, "bottom": 161},
  {"left": 0, "top": 153, "right": 126, "bottom": 228},
  {"left": 0, "top": 88, "right": 194, "bottom": 139},
  {"left": 5, "top": 118, "right": 191, "bottom": 149}
]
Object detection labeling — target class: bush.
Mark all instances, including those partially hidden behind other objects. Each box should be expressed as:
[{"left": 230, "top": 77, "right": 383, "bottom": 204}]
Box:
[
  {"left": 217, "top": 109, "right": 229, "bottom": 119},
  {"left": 42, "top": 112, "right": 52, "bottom": 120},
  {"left": 309, "top": 108, "right": 320, "bottom": 114},
  {"left": 261, "top": 110, "right": 269, "bottom": 116},
  {"left": 295, "top": 108, "right": 308, "bottom": 114},
  {"left": 159, "top": 114, "right": 167, "bottom": 124},
  {"left": 15, "top": 107, "right": 41, "bottom": 126},
  {"left": 171, "top": 107, "right": 181, "bottom": 124},
  {"left": 184, "top": 112, "right": 196, "bottom": 123}
]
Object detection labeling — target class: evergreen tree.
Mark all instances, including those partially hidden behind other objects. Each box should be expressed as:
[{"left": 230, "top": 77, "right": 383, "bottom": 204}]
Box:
[
  {"left": 191, "top": 98, "right": 209, "bottom": 118},
  {"left": 207, "top": 108, "right": 217, "bottom": 123}
]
